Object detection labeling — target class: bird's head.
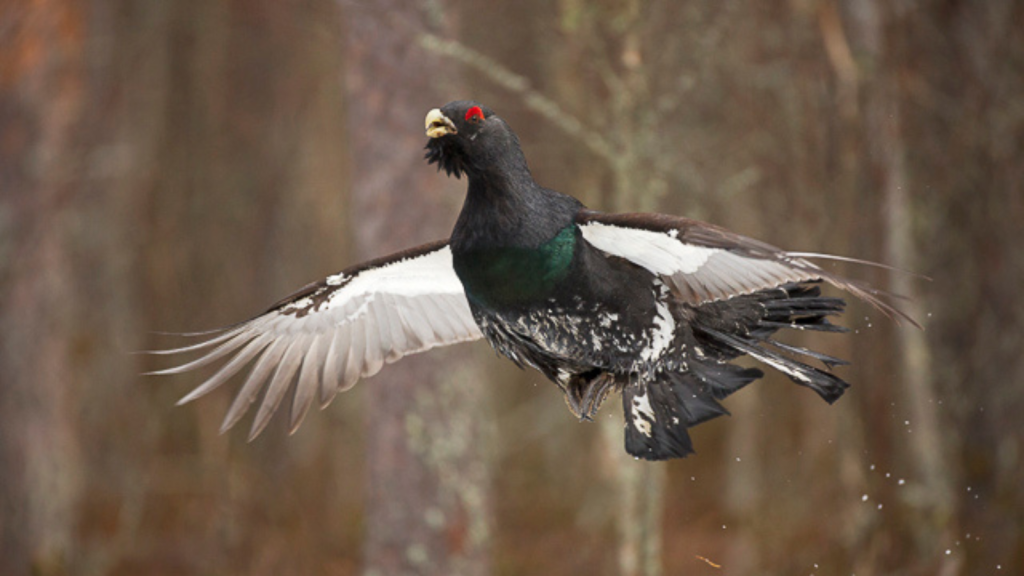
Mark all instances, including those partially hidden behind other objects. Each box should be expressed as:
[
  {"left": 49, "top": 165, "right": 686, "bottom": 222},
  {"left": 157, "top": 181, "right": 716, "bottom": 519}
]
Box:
[{"left": 424, "top": 101, "right": 526, "bottom": 180}]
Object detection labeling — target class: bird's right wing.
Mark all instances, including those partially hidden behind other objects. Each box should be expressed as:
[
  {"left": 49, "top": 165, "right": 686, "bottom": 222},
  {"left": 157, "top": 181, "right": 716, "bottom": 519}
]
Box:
[
  {"left": 577, "top": 210, "right": 916, "bottom": 325},
  {"left": 149, "top": 240, "right": 482, "bottom": 439}
]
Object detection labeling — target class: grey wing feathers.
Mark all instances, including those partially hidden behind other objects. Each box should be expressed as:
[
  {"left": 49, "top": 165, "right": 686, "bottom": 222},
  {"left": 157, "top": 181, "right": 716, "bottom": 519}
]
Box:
[
  {"left": 149, "top": 241, "right": 482, "bottom": 439},
  {"left": 577, "top": 210, "right": 916, "bottom": 326}
]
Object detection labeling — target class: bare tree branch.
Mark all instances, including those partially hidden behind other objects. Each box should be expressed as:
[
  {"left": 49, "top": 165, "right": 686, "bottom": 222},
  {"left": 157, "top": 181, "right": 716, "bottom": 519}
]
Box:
[{"left": 418, "top": 32, "right": 618, "bottom": 164}]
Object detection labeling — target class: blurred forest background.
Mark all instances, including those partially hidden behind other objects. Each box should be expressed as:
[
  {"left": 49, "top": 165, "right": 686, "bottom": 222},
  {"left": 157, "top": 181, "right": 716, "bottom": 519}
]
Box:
[{"left": 1, "top": 0, "right": 1022, "bottom": 575}]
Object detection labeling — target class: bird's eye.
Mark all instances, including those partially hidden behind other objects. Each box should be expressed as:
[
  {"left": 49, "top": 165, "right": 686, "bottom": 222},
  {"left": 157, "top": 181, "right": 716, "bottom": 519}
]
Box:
[{"left": 465, "top": 106, "right": 484, "bottom": 124}]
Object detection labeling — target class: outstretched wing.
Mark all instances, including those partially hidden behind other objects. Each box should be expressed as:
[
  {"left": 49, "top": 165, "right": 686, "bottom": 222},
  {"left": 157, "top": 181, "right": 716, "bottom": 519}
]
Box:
[
  {"left": 577, "top": 210, "right": 914, "bottom": 323},
  {"left": 149, "top": 240, "right": 482, "bottom": 439}
]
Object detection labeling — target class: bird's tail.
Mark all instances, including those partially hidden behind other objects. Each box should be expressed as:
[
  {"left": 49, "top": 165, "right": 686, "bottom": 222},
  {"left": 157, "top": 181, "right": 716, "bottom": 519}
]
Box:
[
  {"left": 623, "top": 283, "right": 853, "bottom": 460},
  {"left": 622, "top": 363, "right": 762, "bottom": 460},
  {"left": 693, "top": 283, "right": 851, "bottom": 404}
]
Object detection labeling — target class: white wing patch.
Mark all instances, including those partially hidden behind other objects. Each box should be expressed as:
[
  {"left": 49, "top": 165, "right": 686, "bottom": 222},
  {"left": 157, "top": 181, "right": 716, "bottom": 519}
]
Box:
[
  {"left": 580, "top": 221, "right": 718, "bottom": 275},
  {"left": 150, "top": 243, "right": 482, "bottom": 440},
  {"left": 580, "top": 221, "right": 823, "bottom": 305}
]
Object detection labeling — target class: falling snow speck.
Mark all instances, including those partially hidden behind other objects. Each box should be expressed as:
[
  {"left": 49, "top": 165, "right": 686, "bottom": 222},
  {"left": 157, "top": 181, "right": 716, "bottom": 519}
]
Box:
[
  {"left": 861, "top": 494, "right": 869, "bottom": 502},
  {"left": 898, "top": 479, "right": 906, "bottom": 486}
]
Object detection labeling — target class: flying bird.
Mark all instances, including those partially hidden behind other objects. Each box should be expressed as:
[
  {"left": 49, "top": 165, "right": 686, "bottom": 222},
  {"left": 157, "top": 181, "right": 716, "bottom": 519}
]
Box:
[{"left": 153, "top": 100, "right": 912, "bottom": 460}]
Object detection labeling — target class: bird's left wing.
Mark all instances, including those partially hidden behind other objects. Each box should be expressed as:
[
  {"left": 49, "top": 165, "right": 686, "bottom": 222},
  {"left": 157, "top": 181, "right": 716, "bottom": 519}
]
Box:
[
  {"left": 577, "top": 210, "right": 913, "bottom": 323},
  {"left": 149, "top": 240, "right": 482, "bottom": 439}
]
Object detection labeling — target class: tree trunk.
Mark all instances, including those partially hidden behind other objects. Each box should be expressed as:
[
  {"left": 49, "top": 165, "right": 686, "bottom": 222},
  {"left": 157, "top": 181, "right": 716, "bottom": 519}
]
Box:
[
  {"left": 845, "top": 1, "right": 957, "bottom": 570},
  {"left": 0, "top": 3, "right": 87, "bottom": 573},
  {"left": 344, "top": 3, "right": 492, "bottom": 575}
]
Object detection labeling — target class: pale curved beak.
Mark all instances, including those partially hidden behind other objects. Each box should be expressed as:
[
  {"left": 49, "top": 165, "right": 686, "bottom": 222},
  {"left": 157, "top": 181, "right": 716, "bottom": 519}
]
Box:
[{"left": 425, "top": 109, "right": 457, "bottom": 138}]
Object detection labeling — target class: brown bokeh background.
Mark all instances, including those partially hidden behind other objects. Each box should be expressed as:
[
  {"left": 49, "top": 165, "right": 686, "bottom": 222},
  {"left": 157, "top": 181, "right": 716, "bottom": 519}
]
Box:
[{"left": 2, "top": 1, "right": 1021, "bottom": 574}]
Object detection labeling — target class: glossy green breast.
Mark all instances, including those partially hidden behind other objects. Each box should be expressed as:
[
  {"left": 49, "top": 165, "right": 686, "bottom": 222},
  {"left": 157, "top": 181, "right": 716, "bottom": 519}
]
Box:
[{"left": 454, "top": 226, "right": 577, "bottom": 307}]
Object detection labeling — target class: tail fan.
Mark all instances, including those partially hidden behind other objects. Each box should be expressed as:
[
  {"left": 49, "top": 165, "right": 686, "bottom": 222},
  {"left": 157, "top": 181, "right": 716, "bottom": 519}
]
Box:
[{"left": 623, "top": 365, "right": 761, "bottom": 460}]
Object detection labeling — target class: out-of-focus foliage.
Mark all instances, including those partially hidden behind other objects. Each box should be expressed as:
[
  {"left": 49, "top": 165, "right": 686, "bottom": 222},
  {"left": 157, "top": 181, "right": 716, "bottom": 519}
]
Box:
[{"left": 1, "top": 1, "right": 1020, "bottom": 575}]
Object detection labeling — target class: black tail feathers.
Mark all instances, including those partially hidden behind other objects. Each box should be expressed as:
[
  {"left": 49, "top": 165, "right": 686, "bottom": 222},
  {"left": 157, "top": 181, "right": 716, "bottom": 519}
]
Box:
[
  {"left": 622, "top": 283, "right": 857, "bottom": 460},
  {"left": 693, "top": 283, "right": 853, "bottom": 404},
  {"left": 623, "top": 365, "right": 761, "bottom": 460},
  {"left": 700, "top": 327, "right": 849, "bottom": 403}
]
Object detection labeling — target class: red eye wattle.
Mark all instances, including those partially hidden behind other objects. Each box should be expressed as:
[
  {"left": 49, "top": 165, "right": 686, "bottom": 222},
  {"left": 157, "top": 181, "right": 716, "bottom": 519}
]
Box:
[{"left": 465, "top": 106, "right": 484, "bottom": 123}]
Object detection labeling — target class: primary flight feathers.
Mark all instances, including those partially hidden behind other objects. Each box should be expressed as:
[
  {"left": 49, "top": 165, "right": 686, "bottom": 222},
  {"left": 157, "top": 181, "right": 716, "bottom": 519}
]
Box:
[{"left": 150, "top": 242, "right": 481, "bottom": 440}]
